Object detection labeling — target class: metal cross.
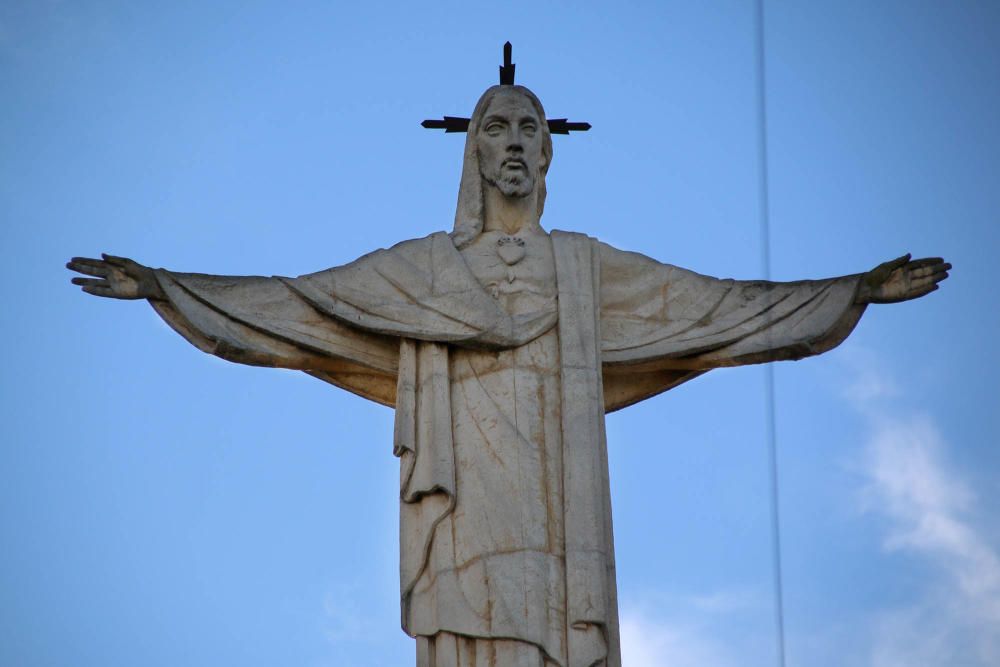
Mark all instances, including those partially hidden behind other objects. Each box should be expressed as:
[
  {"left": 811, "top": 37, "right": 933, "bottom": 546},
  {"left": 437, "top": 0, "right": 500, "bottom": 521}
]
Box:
[{"left": 422, "top": 42, "right": 591, "bottom": 135}]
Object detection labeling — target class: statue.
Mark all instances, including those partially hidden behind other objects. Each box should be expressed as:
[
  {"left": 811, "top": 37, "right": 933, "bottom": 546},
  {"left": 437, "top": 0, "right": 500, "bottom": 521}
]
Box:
[{"left": 67, "top": 54, "right": 949, "bottom": 667}]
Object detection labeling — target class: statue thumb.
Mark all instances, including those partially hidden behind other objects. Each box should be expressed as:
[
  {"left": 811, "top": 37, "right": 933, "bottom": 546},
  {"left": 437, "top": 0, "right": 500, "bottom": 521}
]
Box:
[{"left": 866, "top": 253, "right": 910, "bottom": 288}]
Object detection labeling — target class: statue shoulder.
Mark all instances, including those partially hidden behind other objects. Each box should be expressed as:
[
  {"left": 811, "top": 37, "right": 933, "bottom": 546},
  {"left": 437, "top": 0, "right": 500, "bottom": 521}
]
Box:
[
  {"left": 296, "top": 232, "right": 453, "bottom": 280},
  {"left": 369, "top": 231, "right": 453, "bottom": 264},
  {"left": 548, "top": 231, "right": 666, "bottom": 266}
]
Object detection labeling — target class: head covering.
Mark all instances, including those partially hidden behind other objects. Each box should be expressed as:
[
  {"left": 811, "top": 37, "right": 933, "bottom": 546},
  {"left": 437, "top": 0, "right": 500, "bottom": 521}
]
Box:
[{"left": 451, "top": 85, "right": 554, "bottom": 249}]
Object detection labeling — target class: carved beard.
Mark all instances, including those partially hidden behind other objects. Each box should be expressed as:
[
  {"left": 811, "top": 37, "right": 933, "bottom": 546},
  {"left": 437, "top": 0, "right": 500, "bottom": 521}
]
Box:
[{"left": 482, "top": 166, "right": 535, "bottom": 199}]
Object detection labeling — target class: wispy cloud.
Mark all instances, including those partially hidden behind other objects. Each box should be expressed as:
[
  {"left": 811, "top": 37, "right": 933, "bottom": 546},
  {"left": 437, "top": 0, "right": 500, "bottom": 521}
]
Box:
[
  {"left": 619, "top": 590, "right": 766, "bottom": 667},
  {"left": 620, "top": 611, "right": 735, "bottom": 667},
  {"left": 846, "top": 353, "right": 1000, "bottom": 666},
  {"left": 840, "top": 346, "right": 900, "bottom": 404}
]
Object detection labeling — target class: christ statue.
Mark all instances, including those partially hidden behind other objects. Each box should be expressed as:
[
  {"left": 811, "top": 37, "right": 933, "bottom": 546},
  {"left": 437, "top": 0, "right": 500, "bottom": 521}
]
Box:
[{"left": 67, "top": 80, "right": 949, "bottom": 667}]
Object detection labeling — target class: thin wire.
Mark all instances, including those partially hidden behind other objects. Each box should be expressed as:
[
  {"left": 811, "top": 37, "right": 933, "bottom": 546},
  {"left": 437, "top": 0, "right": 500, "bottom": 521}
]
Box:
[{"left": 753, "top": 1, "right": 787, "bottom": 666}]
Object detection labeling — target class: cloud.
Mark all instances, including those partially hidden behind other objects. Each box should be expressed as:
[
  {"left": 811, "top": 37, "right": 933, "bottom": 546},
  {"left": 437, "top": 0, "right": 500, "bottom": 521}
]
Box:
[
  {"left": 842, "top": 349, "right": 901, "bottom": 404},
  {"left": 853, "top": 379, "right": 1000, "bottom": 665},
  {"left": 619, "top": 610, "right": 736, "bottom": 667},
  {"left": 618, "top": 590, "right": 766, "bottom": 667},
  {"left": 864, "top": 417, "right": 1000, "bottom": 599}
]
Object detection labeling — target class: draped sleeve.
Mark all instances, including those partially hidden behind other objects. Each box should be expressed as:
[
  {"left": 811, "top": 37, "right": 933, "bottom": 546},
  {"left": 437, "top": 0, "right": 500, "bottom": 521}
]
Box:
[
  {"left": 150, "top": 269, "right": 402, "bottom": 406},
  {"left": 598, "top": 242, "right": 867, "bottom": 411}
]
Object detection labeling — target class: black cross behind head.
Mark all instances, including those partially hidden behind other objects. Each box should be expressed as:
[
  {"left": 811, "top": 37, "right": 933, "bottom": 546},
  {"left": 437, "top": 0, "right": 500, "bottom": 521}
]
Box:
[{"left": 421, "top": 42, "right": 591, "bottom": 135}]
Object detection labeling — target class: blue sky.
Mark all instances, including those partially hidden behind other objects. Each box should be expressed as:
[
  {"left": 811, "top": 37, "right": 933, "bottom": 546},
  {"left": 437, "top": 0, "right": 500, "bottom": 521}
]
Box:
[{"left": 2, "top": 2, "right": 998, "bottom": 665}]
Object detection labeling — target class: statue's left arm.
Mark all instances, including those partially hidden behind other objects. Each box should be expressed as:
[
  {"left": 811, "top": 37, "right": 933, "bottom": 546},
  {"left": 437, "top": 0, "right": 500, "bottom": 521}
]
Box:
[{"left": 597, "top": 243, "right": 949, "bottom": 410}]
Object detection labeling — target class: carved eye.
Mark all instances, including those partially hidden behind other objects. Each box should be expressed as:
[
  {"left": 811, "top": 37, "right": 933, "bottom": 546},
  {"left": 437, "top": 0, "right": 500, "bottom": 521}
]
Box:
[
  {"left": 485, "top": 122, "right": 504, "bottom": 137},
  {"left": 522, "top": 123, "right": 537, "bottom": 137}
]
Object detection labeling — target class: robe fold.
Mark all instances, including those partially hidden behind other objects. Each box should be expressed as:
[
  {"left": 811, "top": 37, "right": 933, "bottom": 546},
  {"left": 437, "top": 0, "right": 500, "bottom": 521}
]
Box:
[{"left": 150, "top": 230, "right": 866, "bottom": 666}]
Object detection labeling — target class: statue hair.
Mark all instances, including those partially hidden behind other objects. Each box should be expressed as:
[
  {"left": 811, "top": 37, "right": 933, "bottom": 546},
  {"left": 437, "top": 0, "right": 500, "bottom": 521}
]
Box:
[{"left": 451, "top": 85, "right": 554, "bottom": 249}]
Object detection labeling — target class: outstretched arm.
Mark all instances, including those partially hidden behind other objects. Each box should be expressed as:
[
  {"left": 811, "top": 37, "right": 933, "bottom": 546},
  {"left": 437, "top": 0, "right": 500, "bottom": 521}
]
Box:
[
  {"left": 597, "top": 242, "right": 952, "bottom": 410},
  {"left": 856, "top": 254, "right": 951, "bottom": 305},
  {"left": 66, "top": 253, "right": 400, "bottom": 406}
]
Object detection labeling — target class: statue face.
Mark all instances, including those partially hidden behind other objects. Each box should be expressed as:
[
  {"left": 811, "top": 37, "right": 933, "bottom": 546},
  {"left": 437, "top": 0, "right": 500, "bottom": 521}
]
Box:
[{"left": 476, "top": 89, "right": 545, "bottom": 199}]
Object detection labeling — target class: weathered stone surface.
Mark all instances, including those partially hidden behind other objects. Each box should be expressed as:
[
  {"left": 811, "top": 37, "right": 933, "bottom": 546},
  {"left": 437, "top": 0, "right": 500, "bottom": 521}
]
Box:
[{"left": 67, "top": 84, "right": 949, "bottom": 667}]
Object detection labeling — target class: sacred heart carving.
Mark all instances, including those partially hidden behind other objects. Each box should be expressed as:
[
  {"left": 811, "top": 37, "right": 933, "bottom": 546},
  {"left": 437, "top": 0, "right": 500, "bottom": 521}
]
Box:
[{"left": 497, "top": 235, "right": 526, "bottom": 265}]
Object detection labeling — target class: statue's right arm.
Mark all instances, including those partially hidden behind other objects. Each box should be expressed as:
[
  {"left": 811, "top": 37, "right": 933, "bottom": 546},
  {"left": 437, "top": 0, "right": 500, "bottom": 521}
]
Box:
[{"left": 67, "top": 254, "right": 401, "bottom": 405}]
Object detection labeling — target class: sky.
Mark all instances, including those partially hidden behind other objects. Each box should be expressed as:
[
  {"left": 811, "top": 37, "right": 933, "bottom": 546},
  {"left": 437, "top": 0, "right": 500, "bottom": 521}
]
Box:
[{"left": 2, "top": 1, "right": 998, "bottom": 666}]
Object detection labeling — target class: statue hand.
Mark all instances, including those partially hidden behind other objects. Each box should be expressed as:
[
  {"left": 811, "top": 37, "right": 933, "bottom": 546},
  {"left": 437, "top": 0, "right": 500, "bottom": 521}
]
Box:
[
  {"left": 66, "top": 254, "right": 165, "bottom": 300},
  {"left": 857, "top": 253, "right": 951, "bottom": 304}
]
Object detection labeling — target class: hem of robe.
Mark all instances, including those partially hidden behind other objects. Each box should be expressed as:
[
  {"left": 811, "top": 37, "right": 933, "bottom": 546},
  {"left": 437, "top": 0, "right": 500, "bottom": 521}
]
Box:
[{"left": 416, "top": 631, "right": 565, "bottom": 667}]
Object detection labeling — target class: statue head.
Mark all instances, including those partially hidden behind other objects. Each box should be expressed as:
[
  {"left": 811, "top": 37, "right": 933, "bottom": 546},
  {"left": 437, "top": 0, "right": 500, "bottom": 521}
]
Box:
[{"left": 452, "top": 85, "right": 553, "bottom": 248}]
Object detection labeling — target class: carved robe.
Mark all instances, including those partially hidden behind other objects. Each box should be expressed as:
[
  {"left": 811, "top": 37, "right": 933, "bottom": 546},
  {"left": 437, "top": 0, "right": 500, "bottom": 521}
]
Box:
[{"left": 149, "top": 230, "right": 866, "bottom": 667}]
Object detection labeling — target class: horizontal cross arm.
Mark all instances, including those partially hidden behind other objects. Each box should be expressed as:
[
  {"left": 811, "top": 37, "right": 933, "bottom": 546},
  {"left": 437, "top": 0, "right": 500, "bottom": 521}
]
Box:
[
  {"left": 421, "top": 117, "right": 591, "bottom": 134},
  {"left": 420, "top": 116, "right": 471, "bottom": 133}
]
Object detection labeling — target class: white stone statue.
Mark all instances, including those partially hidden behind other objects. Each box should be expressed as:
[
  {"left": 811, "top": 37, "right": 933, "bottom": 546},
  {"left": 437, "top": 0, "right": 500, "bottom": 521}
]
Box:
[{"left": 68, "top": 84, "right": 949, "bottom": 667}]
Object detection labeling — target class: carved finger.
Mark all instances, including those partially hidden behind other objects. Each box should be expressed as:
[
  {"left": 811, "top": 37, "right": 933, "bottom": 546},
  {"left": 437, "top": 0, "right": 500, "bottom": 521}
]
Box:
[
  {"left": 921, "top": 268, "right": 949, "bottom": 284},
  {"left": 908, "top": 257, "right": 944, "bottom": 269},
  {"left": 908, "top": 283, "right": 939, "bottom": 299},
  {"left": 917, "top": 269, "right": 946, "bottom": 282},
  {"left": 71, "top": 277, "right": 107, "bottom": 287},
  {"left": 102, "top": 253, "right": 134, "bottom": 268},
  {"left": 928, "top": 268, "right": 950, "bottom": 282},
  {"left": 909, "top": 265, "right": 949, "bottom": 280},
  {"left": 81, "top": 284, "right": 116, "bottom": 298},
  {"left": 67, "top": 258, "right": 109, "bottom": 277},
  {"left": 887, "top": 253, "right": 912, "bottom": 270},
  {"left": 69, "top": 256, "right": 106, "bottom": 267}
]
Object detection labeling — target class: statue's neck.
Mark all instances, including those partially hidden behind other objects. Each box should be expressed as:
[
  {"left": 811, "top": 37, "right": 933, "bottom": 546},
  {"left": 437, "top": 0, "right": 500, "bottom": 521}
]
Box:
[{"left": 482, "top": 185, "right": 540, "bottom": 236}]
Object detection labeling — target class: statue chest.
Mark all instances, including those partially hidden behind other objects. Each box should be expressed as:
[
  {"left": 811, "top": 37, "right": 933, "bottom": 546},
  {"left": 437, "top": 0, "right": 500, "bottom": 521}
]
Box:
[{"left": 460, "top": 231, "right": 557, "bottom": 318}]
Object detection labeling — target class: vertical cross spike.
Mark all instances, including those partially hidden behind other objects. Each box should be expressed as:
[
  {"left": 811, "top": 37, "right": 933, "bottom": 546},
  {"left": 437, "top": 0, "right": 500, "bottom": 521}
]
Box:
[{"left": 499, "top": 41, "right": 516, "bottom": 85}]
